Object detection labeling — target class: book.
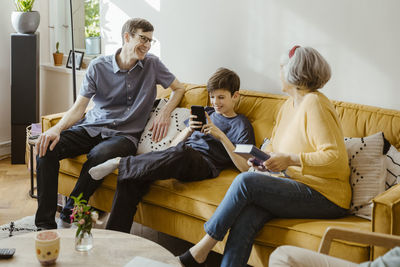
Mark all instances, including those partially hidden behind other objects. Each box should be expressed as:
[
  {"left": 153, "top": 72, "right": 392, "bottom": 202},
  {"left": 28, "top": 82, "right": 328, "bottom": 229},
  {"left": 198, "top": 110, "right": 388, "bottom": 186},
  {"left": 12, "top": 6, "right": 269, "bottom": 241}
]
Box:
[{"left": 234, "top": 144, "right": 270, "bottom": 166}]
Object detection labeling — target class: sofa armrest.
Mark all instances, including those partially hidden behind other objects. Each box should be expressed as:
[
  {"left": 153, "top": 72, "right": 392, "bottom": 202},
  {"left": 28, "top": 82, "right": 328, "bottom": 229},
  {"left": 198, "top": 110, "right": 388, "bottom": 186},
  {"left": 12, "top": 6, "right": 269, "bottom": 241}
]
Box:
[
  {"left": 371, "top": 183, "right": 400, "bottom": 258},
  {"left": 41, "top": 112, "right": 65, "bottom": 132},
  {"left": 372, "top": 183, "right": 400, "bottom": 235}
]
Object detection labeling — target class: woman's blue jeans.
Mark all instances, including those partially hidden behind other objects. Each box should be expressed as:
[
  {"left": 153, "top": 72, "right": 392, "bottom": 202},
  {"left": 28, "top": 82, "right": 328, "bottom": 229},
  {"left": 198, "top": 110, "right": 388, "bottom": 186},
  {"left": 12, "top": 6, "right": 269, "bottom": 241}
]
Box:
[{"left": 204, "top": 172, "right": 348, "bottom": 267}]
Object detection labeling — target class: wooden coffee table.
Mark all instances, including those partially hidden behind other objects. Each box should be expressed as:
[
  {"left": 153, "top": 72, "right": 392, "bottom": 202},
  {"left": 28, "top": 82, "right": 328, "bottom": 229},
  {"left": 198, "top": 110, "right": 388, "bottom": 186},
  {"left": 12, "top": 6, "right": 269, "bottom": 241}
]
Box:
[{"left": 0, "top": 228, "right": 181, "bottom": 266}]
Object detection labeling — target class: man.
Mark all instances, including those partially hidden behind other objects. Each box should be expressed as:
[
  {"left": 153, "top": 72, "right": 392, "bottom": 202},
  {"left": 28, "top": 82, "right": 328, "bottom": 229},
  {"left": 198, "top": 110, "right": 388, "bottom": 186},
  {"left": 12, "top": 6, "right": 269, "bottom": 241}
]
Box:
[
  {"left": 88, "top": 68, "right": 256, "bottom": 233},
  {"left": 35, "top": 18, "right": 185, "bottom": 229}
]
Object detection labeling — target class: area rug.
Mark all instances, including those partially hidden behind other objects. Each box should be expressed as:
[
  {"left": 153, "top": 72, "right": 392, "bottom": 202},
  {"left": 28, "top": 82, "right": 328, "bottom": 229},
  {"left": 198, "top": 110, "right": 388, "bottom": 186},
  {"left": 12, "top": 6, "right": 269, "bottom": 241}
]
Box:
[
  {"left": 0, "top": 215, "right": 37, "bottom": 239},
  {"left": 0, "top": 213, "right": 109, "bottom": 240}
]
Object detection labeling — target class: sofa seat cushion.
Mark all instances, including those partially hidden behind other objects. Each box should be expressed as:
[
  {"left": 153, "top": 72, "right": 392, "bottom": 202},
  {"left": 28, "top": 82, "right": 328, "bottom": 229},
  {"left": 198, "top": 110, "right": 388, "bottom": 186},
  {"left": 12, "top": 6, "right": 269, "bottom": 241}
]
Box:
[
  {"left": 256, "top": 217, "right": 370, "bottom": 248},
  {"left": 60, "top": 156, "right": 120, "bottom": 189},
  {"left": 59, "top": 158, "right": 239, "bottom": 216},
  {"left": 60, "top": 157, "right": 371, "bottom": 233},
  {"left": 141, "top": 169, "right": 240, "bottom": 220}
]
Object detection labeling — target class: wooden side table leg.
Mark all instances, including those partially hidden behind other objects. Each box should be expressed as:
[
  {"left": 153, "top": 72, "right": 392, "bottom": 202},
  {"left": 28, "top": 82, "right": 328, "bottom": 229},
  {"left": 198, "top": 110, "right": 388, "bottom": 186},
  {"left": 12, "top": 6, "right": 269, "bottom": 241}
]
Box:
[{"left": 29, "top": 143, "right": 37, "bottom": 199}]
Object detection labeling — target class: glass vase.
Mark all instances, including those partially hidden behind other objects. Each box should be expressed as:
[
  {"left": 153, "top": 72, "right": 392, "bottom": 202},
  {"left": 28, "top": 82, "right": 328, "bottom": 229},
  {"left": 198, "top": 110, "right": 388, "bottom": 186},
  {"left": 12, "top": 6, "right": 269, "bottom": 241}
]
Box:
[{"left": 75, "top": 230, "right": 93, "bottom": 252}]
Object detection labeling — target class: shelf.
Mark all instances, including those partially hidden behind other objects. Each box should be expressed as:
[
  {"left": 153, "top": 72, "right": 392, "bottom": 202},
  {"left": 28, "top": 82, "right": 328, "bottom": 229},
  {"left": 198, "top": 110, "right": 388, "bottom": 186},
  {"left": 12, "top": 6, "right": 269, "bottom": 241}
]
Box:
[{"left": 40, "top": 63, "right": 86, "bottom": 75}]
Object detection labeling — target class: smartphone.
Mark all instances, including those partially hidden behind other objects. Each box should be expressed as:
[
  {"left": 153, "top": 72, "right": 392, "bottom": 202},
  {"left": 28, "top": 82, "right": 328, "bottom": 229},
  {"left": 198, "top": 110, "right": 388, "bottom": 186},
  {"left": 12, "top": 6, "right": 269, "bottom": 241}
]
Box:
[{"left": 190, "top": 105, "right": 207, "bottom": 130}]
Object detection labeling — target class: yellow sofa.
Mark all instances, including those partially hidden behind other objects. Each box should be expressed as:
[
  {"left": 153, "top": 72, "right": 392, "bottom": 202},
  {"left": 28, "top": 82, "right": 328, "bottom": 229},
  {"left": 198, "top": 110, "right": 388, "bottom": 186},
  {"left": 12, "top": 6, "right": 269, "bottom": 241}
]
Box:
[{"left": 42, "top": 84, "right": 400, "bottom": 266}]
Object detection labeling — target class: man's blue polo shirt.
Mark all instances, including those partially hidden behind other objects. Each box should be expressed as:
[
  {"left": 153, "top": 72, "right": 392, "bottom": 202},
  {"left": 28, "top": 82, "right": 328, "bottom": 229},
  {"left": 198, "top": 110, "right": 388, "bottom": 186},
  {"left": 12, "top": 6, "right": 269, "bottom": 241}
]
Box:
[{"left": 74, "top": 49, "right": 175, "bottom": 145}]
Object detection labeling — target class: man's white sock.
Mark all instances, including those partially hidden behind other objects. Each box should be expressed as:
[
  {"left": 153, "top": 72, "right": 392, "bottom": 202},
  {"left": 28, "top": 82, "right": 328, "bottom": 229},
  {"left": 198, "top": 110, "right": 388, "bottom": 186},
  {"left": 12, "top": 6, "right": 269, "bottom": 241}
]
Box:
[{"left": 89, "top": 157, "right": 121, "bottom": 180}]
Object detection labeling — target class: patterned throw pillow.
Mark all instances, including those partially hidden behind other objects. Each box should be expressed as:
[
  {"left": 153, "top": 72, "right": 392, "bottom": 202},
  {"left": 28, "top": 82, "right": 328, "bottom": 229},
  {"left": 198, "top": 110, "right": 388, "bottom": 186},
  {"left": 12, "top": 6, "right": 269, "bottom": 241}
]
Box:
[
  {"left": 385, "top": 144, "right": 400, "bottom": 189},
  {"left": 344, "top": 132, "right": 387, "bottom": 220},
  {"left": 137, "top": 99, "right": 190, "bottom": 154}
]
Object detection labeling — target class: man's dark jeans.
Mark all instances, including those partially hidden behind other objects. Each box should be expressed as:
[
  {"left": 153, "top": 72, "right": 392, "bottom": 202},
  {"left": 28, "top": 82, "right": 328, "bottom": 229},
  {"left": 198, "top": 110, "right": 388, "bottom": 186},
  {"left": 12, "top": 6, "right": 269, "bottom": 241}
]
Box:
[
  {"left": 35, "top": 127, "right": 137, "bottom": 229},
  {"left": 106, "top": 142, "right": 218, "bottom": 233}
]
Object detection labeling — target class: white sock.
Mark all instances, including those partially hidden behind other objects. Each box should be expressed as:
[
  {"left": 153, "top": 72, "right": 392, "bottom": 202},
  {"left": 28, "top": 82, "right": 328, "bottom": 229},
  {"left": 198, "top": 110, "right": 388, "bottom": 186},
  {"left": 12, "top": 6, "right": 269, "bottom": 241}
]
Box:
[{"left": 89, "top": 157, "right": 121, "bottom": 180}]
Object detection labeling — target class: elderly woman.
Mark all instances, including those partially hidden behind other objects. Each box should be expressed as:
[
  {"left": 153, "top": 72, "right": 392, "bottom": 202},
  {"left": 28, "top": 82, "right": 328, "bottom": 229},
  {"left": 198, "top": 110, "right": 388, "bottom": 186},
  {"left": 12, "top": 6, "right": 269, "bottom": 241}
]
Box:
[{"left": 178, "top": 46, "right": 351, "bottom": 267}]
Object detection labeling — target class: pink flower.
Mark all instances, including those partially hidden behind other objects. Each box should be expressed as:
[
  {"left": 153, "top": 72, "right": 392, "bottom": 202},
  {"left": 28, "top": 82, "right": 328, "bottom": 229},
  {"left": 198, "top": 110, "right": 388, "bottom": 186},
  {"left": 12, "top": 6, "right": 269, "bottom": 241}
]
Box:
[{"left": 78, "top": 219, "right": 85, "bottom": 225}]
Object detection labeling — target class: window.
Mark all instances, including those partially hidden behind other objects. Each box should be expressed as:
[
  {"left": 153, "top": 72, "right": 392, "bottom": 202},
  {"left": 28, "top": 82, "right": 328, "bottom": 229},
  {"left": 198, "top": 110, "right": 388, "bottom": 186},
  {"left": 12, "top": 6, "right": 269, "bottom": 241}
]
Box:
[{"left": 49, "top": 0, "right": 101, "bottom": 63}]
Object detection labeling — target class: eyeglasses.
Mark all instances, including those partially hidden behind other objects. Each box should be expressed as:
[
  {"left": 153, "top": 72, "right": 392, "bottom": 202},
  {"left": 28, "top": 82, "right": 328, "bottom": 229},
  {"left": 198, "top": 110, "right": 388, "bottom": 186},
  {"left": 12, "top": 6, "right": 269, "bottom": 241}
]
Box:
[{"left": 133, "top": 32, "right": 156, "bottom": 45}]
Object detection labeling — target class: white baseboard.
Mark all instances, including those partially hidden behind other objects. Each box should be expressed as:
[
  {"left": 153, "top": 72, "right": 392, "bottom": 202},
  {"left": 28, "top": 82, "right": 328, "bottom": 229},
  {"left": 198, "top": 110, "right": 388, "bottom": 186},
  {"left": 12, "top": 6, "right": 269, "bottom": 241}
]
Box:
[{"left": 0, "top": 141, "right": 11, "bottom": 158}]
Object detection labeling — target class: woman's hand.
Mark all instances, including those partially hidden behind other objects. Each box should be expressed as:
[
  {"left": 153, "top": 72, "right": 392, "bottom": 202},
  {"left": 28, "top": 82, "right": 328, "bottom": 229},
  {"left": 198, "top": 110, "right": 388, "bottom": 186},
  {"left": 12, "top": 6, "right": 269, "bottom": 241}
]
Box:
[{"left": 263, "top": 152, "right": 299, "bottom": 172}]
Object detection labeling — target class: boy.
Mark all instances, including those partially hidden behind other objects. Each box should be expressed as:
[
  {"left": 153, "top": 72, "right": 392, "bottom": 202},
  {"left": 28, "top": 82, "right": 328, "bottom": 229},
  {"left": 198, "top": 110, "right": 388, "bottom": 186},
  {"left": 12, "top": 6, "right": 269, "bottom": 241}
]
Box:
[{"left": 89, "top": 68, "right": 255, "bottom": 233}]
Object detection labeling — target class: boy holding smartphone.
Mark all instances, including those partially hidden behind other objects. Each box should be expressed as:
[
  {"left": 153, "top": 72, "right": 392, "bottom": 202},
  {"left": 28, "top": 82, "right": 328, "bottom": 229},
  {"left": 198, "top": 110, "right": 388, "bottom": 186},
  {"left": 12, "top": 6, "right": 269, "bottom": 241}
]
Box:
[{"left": 89, "top": 68, "right": 255, "bottom": 233}]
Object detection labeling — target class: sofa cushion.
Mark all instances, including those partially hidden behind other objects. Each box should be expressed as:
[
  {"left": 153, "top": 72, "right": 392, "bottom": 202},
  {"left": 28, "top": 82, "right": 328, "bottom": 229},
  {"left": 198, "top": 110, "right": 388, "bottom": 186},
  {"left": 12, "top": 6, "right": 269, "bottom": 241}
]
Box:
[
  {"left": 236, "top": 90, "right": 287, "bottom": 147},
  {"left": 332, "top": 100, "right": 400, "bottom": 150},
  {"left": 345, "top": 132, "right": 387, "bottom": 220},
  {"left": 385, "top": 144, "right": 400, "bottom": 189},
  {"left": 256, "top": 217, "right": 370, "bottom": 247},
  {"left": 157, "top": 83, "right": 209, "bottom": 109},
  {"left": 137, "top": 99, "right": 190, "bottom": 154}
]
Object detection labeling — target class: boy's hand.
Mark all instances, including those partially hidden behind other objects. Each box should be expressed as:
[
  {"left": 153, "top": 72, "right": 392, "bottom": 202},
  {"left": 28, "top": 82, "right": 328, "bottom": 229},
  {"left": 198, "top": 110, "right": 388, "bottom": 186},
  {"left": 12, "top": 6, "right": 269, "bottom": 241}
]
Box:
[
  {"left": 188, "top": 114, "right": 203, "bottom": 132},
  {"left": 202, "top": 112, "right": 224, "bottom": 140}
]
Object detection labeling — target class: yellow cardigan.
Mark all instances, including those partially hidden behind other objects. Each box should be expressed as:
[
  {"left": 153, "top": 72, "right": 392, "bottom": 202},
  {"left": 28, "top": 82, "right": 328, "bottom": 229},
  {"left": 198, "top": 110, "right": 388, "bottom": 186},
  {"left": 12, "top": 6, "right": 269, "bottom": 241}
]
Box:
[{"left": 267, "top": 91, "right": 351, "bottom": 209}]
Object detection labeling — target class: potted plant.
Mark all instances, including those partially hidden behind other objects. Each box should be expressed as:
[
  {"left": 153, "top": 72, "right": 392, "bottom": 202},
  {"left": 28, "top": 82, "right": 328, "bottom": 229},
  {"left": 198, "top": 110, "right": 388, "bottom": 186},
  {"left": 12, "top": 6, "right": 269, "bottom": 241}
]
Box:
[
  {"left": 11, "top": 0, "right": 40, "bottom": 34},
  {"left": 53, "top": 42, "right": 63, "bottom": 66},
  {"left": 84, "top": 0, "right": 101, "bottom": 55}
]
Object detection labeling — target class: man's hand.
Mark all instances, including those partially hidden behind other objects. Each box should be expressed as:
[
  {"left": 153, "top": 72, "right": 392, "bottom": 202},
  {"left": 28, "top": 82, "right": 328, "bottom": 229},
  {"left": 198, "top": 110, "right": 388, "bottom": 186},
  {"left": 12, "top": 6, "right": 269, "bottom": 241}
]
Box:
[
  {"left": 36, "top": 126, "right": 62, "bottom": 157},
  {"left": 150, "top": 110, "right": 170, "bottom": 142},
  {"left": 202, "top": 112, "right": 224, "bottom": 140},
  {"left": 150, "top": 78, "right": 184, "bottom": 142},
  {"left": 263, "top": 152, "right": 299, "bottom": 172}
]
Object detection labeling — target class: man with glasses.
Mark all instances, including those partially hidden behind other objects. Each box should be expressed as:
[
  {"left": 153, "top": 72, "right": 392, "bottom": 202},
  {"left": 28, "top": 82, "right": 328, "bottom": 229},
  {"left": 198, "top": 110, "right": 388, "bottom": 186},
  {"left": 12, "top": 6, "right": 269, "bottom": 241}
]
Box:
[{"left": 34, "top": 18, "right": 185, "bottom": 230}]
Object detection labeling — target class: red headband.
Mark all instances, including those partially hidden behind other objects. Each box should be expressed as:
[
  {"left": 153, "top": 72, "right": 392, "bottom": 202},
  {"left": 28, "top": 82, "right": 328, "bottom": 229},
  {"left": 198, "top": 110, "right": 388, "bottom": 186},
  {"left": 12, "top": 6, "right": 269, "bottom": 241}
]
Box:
[{"left": 289, "top": 45, "right": 300, "bottom": 58}]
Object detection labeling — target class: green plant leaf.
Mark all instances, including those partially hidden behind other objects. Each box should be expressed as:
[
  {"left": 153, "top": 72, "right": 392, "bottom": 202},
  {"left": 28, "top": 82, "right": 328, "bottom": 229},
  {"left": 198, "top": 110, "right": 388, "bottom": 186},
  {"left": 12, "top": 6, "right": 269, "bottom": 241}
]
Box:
[
  {"left": 76, "top": 226, "right": 82, "bottom": 237},
  {"left": 14, "top": 0, "right": 35, "bottom": 12},
  {"left": 55, "top": 41, "right": 60, "bottom": 53},
  {"left": 84, "top": 0, "right": 100, "bottom": 37}
]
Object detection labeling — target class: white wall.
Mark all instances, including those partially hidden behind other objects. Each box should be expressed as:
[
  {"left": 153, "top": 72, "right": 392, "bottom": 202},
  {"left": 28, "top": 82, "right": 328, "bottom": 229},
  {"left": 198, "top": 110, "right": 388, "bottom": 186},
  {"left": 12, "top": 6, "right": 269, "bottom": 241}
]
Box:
[
  {"left": 40, "top": 66, "right": 85, "bottom": 116},
  {"left": 1, "top": 1, "right": 399, "bottom": 144},
  {"left": 101, "top": 0, "right": 400, "bottom": 110},
  {"left": 0, "top": 1, "right": 15, "bottom": 145}
]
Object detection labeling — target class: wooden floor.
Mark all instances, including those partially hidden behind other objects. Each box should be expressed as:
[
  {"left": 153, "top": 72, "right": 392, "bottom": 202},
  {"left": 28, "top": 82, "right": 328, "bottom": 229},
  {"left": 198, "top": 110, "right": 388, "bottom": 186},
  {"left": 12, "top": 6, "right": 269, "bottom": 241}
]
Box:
[{"left": 0, "top": 157, "right": 37, "bottom": 225}]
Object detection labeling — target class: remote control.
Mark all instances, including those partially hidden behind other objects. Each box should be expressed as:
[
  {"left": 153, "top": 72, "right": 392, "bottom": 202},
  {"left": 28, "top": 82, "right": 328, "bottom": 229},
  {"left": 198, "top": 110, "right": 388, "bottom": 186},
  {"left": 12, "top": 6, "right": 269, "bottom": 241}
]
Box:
[{"left": 0, "top": 248, "right": 15, "bottom": 259}]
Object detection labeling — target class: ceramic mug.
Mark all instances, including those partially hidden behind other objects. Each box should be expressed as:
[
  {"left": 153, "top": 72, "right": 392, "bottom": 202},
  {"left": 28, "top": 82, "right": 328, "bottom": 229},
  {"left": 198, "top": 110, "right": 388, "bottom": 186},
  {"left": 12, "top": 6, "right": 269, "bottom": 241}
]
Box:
[{"left": 35, "top": 231, "right": 60, "bottom": 265}]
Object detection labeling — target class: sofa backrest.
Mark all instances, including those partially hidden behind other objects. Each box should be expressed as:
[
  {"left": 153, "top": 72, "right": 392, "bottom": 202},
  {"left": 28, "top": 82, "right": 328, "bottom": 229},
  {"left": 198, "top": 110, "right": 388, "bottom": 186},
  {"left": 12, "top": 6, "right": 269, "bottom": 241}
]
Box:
[{"left": 157, "top": 84, "right": 400, "bottom": 150}]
